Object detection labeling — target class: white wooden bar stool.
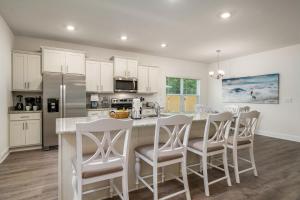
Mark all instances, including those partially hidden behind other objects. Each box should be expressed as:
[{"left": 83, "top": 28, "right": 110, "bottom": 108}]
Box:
[
  {"left": 72, "top": 118, "right": 133, "bottom": 200},
  {"left": 135, "top": 115, "right": 193, "bottom": 200},
  {"left": 226, "top": 111, "right": 260, "bottom": 184},
  {"left": 187, "top": 112, "right": 233, "bottom": 196}
]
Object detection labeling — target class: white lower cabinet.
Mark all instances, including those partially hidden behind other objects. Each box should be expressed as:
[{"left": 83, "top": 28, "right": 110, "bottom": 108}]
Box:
[{"left": 9, "top": 113, "right": 42, "bottom": 147}]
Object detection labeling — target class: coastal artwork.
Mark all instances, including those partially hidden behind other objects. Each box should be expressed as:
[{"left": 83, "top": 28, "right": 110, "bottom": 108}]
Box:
[{"left": 222, "top": 73, "right": 279, "bottom": 104}]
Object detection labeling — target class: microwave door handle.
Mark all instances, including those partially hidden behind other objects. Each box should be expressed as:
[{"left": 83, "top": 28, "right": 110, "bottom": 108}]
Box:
[{"left": 133, "top": 80, "right": 136, "bottom": 90}]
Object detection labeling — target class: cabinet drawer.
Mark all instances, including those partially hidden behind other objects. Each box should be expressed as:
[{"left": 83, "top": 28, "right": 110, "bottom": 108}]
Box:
[{"left": 10, "top": 113, "right": 41, "bottom": 121}]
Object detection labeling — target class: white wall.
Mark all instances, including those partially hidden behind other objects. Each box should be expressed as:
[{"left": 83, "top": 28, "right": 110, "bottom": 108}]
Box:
[
  {"left": 0, "top": 15, "right": 14, "bottom": 163},
  {"left": 208, "top": 44, "right": 300, "bottom": 142},
  {"left": 14, "top": 36, "right": 209, "bottom": 106}
]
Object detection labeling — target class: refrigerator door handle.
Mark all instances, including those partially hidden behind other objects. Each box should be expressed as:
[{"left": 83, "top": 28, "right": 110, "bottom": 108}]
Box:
[
  {"left": 60, "top": 84, "right": 63, "bottom": 118},
  {"left": 63, "top": 84, "right": 66, "bottom": 118}
]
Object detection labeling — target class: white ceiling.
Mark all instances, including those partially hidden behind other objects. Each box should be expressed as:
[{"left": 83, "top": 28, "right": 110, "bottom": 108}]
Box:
[{"left": 0, "top": 0, "right": 300, "bottom": 63}]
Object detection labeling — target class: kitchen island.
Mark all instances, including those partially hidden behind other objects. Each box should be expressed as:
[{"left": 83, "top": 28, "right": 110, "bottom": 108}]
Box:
[{"left": 56, "top": 113, "right": 209, "bottom": 200}]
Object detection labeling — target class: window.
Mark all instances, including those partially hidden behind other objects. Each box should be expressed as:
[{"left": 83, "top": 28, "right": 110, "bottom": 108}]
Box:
[{"left": 166, "top": 77, "right": 200, "bottom": 113}]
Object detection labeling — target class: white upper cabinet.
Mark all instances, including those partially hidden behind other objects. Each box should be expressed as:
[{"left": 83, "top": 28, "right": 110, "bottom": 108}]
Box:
[
  {"left": 113, "top": 57, "right": 138, "bottom": 79},
  {"left": 65, "top": 52, "right": 85, "bottom": 75},
  {"left": 127, "top": 59, "right": 138, "bottom": 78},
  {"left": 86, "top": 60, "right": 114, "bottom": 93},
  {"left": 43, "top": 49, "right": 65, "bottom": 73},
  {"left": 86, "top": 61, "right": 101, "bottom": 92},
  {"left": 100, "top": 62, "right": 114, "bottom": 93},
  {"left": 114, "top": 57, "right": 127, "bottom": 77},
  {"left": 137, "top": 65, "right": 159, "bottom": 94},
  {"left": 42, "top": 48, "right": 85, "bottom": 75},
  {"left": 12, "top": 52, "right": 42, "bottom": 91},
  {"left": 148, "top": 67, "right": 159, "bottom": 93},
  {"left": 137, "top": 66, "right": 149, "bottom": 93}
]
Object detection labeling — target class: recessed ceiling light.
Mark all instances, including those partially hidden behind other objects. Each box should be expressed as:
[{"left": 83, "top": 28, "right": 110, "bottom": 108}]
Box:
[
  {"left": 66, "top": 25, "right": 75, "bottom": 31},
  {"left": 220, "top": 12, "right": 231, "bottom": 19},
  {"left": 161, "top": 43, "right": 167, "bottom": 48},
  {"left": 121, "top": 35, "right": 127, "bottom": 41}
]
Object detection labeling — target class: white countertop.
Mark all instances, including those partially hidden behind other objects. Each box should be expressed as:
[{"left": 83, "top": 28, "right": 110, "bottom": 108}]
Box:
[{"left": 56, "top": 113, "right": 208, "bottom": 134}]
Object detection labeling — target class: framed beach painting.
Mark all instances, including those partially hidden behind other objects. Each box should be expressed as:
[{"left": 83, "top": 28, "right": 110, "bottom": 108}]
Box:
[{"left": 222, "top": 73, "right": 279, "bottom": 104}]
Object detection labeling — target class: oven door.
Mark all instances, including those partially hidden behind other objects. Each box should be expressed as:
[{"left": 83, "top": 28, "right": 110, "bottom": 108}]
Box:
[{"left": 114, "top": 79, "right": 137, "bottom": 93}]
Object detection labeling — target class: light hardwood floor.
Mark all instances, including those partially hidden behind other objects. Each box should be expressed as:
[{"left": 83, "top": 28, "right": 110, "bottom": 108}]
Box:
[{"left": 0, "top": 135, "right": 299, "bottom": 200}]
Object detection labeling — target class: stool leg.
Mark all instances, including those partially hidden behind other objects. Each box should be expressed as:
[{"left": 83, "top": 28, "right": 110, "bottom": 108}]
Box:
[
  {"left": 161, "top": 167, "right": 165, "bottom": 183},
  {"left": 223, "top": 150, "right": 232, "bottom": 186},
  {"left": 109, "top": 179, "right": 113, "bottom": 198},
  {"left": 135, "top": 155, "right": 141, "bottom": 189},
  {"left": 202, "top": 155, "right": 210, "bottom": 196},
  {"left": 233, "top": 148, "right": 240, "bottom": 183},
  {"left": 181, "top": 159, "right": 191, "bottom": 200},
  {"left": 249, "top": 145, "right": 258, "bottom": 176},
  {"left": 122, "top": 172, "right": 129, "bottom": 200},
  {"left": 153, "top": 167, "right": 158, "bottom": 200}
]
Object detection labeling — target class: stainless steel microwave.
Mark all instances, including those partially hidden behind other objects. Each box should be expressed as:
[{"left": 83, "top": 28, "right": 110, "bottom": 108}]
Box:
[{"left": 114, "top": 78, "right": 138, "bottom": 93}]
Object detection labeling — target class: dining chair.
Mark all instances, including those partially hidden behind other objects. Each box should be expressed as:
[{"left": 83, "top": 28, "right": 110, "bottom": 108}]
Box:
[
  {"left": 225, "top": 110, "right": 260, "bottom": 183},
  {"left": 187, "top": 112, "right": 233, "bottom": 196},
  {"left": 135, "top": 115, "right": 193, "bottom": 200},
  {"left": 72, "top": 118, "right": 133, "bottom": 200}
]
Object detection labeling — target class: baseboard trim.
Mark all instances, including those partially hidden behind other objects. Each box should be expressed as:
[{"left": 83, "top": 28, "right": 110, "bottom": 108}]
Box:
[
  {"left": 9, "top": 145, "right": 42, "bottom": 153},
  {"left": 257, "top": 130, "right": 300, "bottom": 143},
  {"left": 0, "top": 148, "right": 9, "bottom": 164}
]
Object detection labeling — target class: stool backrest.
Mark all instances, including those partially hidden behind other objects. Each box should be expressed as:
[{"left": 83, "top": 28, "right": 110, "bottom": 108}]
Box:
[
  {"left": 154, "top": 115, "right": 193, "bottom": 162},
  {"left": 76, "top": 118, "right": 133, "bottom": 172},
  {"left": 233, "top": 110, "right": 260, "bottom": 142},
  {"left": 224, "top": 105, "right": 239, "bottom": 114},
  {"left": 203, "top": 112, "right": 233, "bottom": 151}
]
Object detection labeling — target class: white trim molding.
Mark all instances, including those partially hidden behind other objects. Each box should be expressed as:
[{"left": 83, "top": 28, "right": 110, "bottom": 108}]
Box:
[
  {"left": 0, "top": 148, "right": 9, "bottom": 164},
  {"left": 257, "top": 130, "right": 300, "bottom": 143}
]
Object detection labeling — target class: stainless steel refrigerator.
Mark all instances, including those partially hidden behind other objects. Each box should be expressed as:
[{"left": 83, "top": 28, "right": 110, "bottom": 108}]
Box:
[{"left": 42, "top": 72, "right": 87, "bottom": 149}]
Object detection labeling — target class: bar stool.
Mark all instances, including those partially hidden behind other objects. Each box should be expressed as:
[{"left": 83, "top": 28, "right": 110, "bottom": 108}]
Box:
[
  {"left": 135, "top": 115, "right": 193, "bottom": 200},
  {"left": 226, "top": 111, "right": 260, "bottom": 183},
  {"left": 187, "top": 112, "right": 233, "bottom": 196},
  {"left": 72, "top": 118, "right": 133, "bottom": 200}
]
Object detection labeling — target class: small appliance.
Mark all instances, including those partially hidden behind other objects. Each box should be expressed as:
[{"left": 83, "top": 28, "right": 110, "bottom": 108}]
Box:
[
  {"left": 114, "top": 78, "right": 138, "bottom": 93},
  {"left": 131, "top": 98, "right": 142, "bottom": 119},
  {"left": 25, "top": 97, "right": 35, "bottom": 111},
  {"left": 15, "top": 95, "right": 24, "bottom": 111},
  {"left": 90, "top": 94, "right": 99, "bottom": 109}
]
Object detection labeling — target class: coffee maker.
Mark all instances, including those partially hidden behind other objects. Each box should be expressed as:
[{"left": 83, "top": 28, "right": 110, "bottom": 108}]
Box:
[
  {"left": 90, "top": 94, "right": 99, "bottom": 109},
  {"left": 131, "top": 98, "right": 142, "bottom": 119},
  {"left": 15, "top": 95, "right": 24, "bottom": 111}
]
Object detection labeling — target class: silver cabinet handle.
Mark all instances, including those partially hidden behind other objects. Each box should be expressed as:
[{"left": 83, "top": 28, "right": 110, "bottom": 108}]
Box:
[
  {"left": 59, "top": 85, "right": 63, "bottom": 118},
  {"left": 27, "top": 82, "right": 30, "bottom": 89},
  {"left": 24, "top": 82, "right": 26, "bottom": 89},
  {"left": 22, "top": 122, "right": 24, "bottom": 130}
]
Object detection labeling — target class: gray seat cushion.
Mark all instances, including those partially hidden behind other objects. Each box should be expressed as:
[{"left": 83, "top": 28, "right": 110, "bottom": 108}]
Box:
[
  {"left": 135, "top": 144, "right": 182, "bottom": 162},
  {"left": 72, "top": 154, "right": 123, "bottom": 179},
  {"left": 188, "top": 138, "right": 224, "bottom": 152},
  {"left": 227, "top": 136, "right": 251, "bottom": 146}
]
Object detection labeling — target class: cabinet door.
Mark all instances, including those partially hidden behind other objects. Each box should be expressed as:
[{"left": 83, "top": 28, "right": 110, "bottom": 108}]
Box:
[
  {"left": 86, "top": 61, "right": 101, "bottom": 92},
  {"left": 25, "top": 120, "right": 41, "bottom": 145},
  {"left": 12, "top": 53, "right": 26, "bottom": 90},
  {"left": 100, "top": 62, "right": 114, "bottom": 93},
  {"left": 148, "top": 67, "right": 159, "bottom": 93},
  {"left": 43, "top": 49, "right": 65, "bottom": 73},
  {"left": 137, "top": 66, "right": 149, "bottom": 93},
  {"left": 127, "top": 59, "right": 138, "bottom": 78},
  {"left": 114, "top": 58, "right": 127, "bottom": 77},
  {"left": 26, "top": 54, "right": 42, "bottom": 91},
  {"left": 10, "top": 121, "right": 26, "bottom": 147},
  {"left": 65, "top": 52, "right": 85, "bottom": 75}
]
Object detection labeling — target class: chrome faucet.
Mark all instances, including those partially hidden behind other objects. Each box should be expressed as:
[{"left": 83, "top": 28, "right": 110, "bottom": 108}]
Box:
[{"left": 154, "top": 102, "right": 161, "bottom": 117}]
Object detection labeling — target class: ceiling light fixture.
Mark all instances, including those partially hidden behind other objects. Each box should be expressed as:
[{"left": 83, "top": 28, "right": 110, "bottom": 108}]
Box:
[
  {"left": 121, "top": 35, "right": 127, "bottom": 41},
  {"left": 209, "top": 50, "right": 225, "bottom": 80},
  {"left": 66, "top": 25, "right": 75, "bottom": 31},
  {"left": 220, "top": 12, "right": 231, "bottom": 19},
  {"left": 161, "top": 43, "right": 167, "bottom": 48}
]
